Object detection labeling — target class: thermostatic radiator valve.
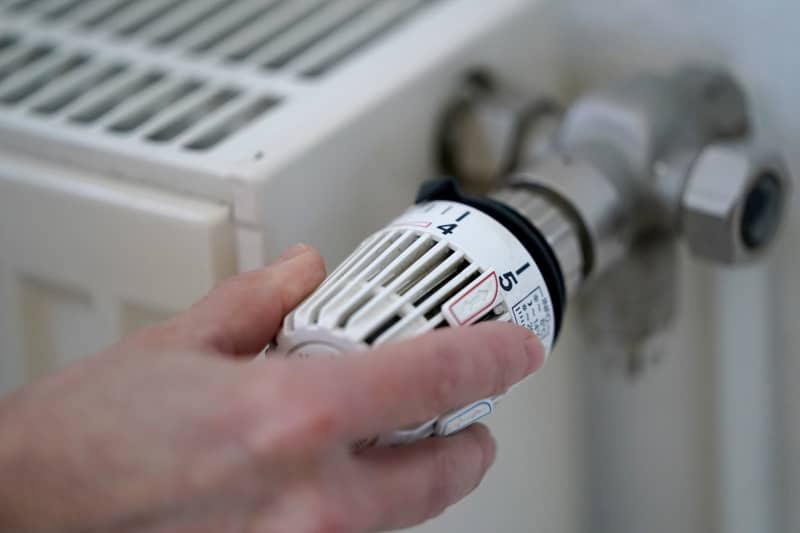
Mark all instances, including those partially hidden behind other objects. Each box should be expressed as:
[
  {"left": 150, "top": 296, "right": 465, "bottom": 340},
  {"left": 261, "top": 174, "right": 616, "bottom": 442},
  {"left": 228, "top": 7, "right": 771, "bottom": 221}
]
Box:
[{"left": 276, "top": 65, "right": 791, "bottom": 444}]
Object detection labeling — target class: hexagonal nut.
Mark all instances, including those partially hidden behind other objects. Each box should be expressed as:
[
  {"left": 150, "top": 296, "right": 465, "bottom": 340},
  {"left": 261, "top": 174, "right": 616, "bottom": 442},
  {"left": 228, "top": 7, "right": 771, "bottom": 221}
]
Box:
[{"left": 681, "top": 142, "right": 790, "bottom": 264}]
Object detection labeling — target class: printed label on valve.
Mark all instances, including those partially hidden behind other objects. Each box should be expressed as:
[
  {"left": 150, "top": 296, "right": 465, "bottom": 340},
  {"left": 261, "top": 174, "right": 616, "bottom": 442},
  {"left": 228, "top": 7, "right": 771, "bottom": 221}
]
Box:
[{"left": 389, "top": 200, "right": 555, "bottom": 354}]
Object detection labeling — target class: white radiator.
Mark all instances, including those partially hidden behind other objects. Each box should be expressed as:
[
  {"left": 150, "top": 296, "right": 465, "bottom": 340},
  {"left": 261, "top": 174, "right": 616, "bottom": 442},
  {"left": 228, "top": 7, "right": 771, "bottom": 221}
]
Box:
[
  {"left": 1, "top": 1, "right": 796, "bottom": 533},
  {"left": 0, "top": 2, "right": 580, "bottom": 532}
]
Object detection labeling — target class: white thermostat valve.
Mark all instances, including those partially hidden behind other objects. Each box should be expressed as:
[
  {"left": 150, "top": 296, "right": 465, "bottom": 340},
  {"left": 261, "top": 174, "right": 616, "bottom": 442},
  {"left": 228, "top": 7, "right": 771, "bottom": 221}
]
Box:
[{"left": 277, "top": 179, "right": 568, "bottom": 445}]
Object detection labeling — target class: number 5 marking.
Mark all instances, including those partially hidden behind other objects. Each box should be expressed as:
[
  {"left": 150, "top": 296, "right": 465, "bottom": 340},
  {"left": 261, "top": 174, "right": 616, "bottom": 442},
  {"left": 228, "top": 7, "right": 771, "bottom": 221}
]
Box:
[{"left": 500, "top": 272, "right": 518, "bottom": 292}]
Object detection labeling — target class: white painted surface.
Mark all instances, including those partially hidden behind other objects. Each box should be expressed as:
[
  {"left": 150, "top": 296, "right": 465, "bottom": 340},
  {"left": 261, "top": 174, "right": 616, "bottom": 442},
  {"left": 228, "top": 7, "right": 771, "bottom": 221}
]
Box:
[{"left": 0, "top": 152, "right": 237, "bottom": 392}]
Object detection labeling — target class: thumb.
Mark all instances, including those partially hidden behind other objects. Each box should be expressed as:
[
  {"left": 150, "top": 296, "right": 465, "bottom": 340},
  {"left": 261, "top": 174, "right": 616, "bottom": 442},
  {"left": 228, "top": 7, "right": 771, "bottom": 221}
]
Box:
[{"left": 135, "top": 245, "right": 326, "bottom": 357}]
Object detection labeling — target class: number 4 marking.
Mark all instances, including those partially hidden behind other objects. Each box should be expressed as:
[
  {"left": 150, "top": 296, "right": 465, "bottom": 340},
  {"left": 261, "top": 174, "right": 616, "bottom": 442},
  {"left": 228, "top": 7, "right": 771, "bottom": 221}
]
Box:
[
  {"left": 437, "top": 223, "right": 458, "bottom": 235},
  {"left": 437, "top": 211, "right": 470, "bottom": 235}
]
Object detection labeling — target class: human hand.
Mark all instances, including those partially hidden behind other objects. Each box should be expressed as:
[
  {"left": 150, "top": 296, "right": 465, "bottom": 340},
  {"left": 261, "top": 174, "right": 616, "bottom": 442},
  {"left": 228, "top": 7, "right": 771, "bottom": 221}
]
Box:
[{"left": 0, "top": 244, "right": 544, "bottom": 533}]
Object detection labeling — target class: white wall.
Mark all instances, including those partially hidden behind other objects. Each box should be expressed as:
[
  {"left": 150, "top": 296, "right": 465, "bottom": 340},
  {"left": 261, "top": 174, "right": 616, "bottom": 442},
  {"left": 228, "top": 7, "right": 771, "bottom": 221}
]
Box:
[
  {"left": 554, "top": 2, "right": 800, "bottom": 532},
  {"left": 417, "top": 2, "right": 799, "bottom": 532}
]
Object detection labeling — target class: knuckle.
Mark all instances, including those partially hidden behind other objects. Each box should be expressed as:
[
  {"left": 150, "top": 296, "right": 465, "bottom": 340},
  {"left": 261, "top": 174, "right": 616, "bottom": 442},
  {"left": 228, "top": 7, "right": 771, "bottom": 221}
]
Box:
[
  {"left": 305, "top": 248, "right": 327, "bottom": 274},
  {"left": 310, "top": 496, "right": 351, "bottom": 533},
  {"left": 483, "top": 325, "right": 524, "bottom": 391},
  {"left": 221, "top": 269, "right": 276, "bottom": 297},
  {"left": 223, "top": 384, "right": 277, "bottom": 457},
  {"left": 114, "top": 319, "right": 177, "bottom": 350},
  {"left": 314, "top": 514, "right": 349, "bottom": 533},
  {"left": 226, "top": 374, "right": 341, "bottom": 459},
  {"left": 467, "top": 425, "right": 496, "bottom": 475},
  {"left": 298, "top": 399, "right": 343, "bottom": 442},
  {"left": 260, "top": 393, "right": 343, "bottom": 455},
  {"left": 423, "top": 439, "right": 460, "bottom": 519},
  {"left": 481, "top": 330, "right": 510, "bottom": 393},
  {"left": 428, "top": 347, "right": 464, "bottom": 411},
  {"left": 425, "top": 328, "right": 513, "bottom": 408},
  {"left": 216, "top": 272, "right": 251, "bottom": 294}
]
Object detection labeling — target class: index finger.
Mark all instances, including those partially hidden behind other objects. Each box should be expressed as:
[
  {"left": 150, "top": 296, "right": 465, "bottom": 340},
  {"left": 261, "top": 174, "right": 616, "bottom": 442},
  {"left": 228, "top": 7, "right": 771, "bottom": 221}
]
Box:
[{"left": 328, "top": 322, "right": 544, "bottom": 438}]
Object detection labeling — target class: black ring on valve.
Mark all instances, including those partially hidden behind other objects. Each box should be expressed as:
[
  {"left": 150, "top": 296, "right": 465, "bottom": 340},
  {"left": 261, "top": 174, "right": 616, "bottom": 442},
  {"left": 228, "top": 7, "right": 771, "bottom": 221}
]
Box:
[
  {"left": 416, "top": 178, "right": 566, "bottom": 342},
  {"left": 740, "top": 171, "right": 783, "bottom": 251}
]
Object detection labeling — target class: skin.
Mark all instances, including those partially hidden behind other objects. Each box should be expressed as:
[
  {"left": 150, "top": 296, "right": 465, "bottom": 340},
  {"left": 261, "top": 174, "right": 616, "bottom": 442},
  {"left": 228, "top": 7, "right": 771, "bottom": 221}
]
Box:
[{"left": 0, "top": 244, "right": 545, "bottom": 533}]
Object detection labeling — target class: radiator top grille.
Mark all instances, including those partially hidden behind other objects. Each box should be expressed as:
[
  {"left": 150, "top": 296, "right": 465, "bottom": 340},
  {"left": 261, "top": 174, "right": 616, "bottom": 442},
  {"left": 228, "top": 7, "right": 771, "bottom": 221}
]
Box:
[{"left": 0, "top": 0, "right": 441, "bottom": 159}]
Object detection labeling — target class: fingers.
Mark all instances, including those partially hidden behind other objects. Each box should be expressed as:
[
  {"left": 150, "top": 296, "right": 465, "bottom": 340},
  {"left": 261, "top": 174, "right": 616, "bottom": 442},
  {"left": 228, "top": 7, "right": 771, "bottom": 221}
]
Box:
[
  {"left": 354, "top": 424, "right": 497, "bottom": 531},
  {"left": 131, "top": 244, "right": 326, "bottom": 356},
  {"left": 326, "top": 322, "right": 544, "bottom": 439}
]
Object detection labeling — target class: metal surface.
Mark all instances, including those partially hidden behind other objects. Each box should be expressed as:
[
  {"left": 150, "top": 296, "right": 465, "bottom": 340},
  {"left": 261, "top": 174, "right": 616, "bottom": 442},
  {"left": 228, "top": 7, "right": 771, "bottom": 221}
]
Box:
[
  {"left": 445, "top": 65, "right": 788, "bottom": 274},
  {"left": 552, "top": 66, "right": 769, "bottom": 260},
  {"left": 507, "top": 155, "right": 628, "bottom": 279},
  {"left": 576, "top": 234, "right": 678, "bottom": 375},
  {"left": 682, "top": 142, "right": 789, "bottom": 263},
  {"left": 442, "top": 64, "right": 792, "bottom": 375},
  {"left": 492, "top": 185, "right": 585, "bottom": 296}
]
